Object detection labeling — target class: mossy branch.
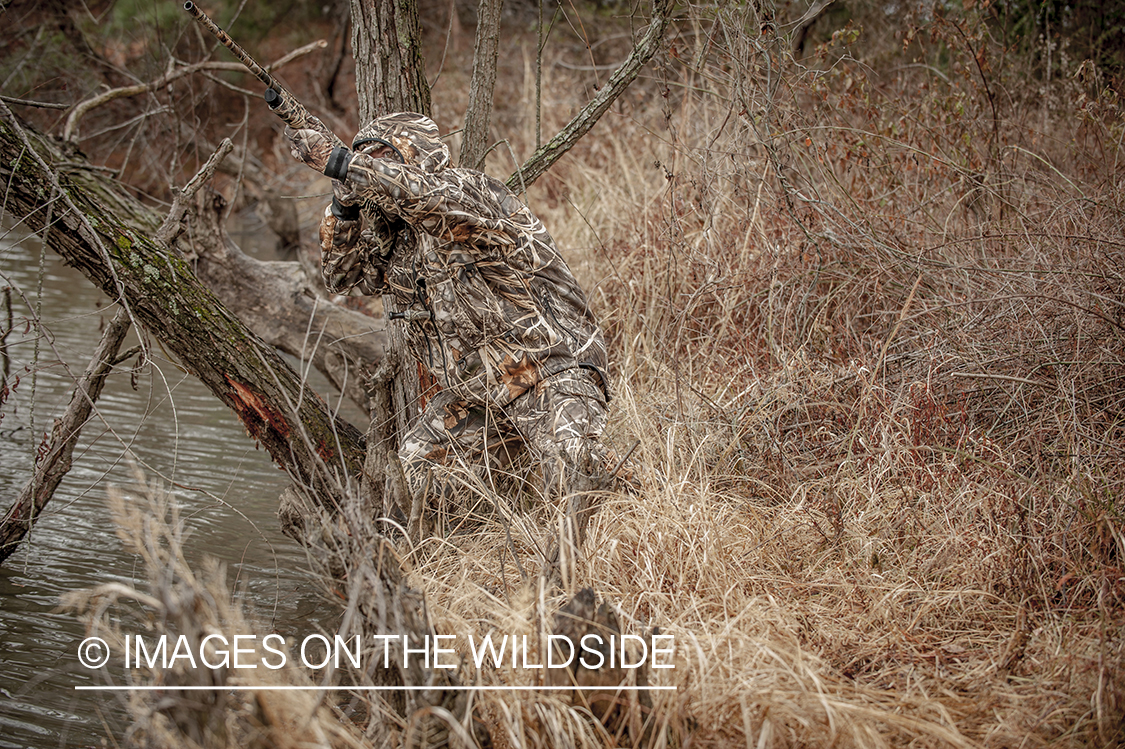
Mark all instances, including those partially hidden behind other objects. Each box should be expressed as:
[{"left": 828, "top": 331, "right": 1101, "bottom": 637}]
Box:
[{"left": 1, "top": 102, "right": 365, "bottom": 507}]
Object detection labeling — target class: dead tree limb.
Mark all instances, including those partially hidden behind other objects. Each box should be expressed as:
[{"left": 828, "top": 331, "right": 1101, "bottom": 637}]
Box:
[
  {"left": 1, "top": 106, "right": 470, "bottom": 741},
  {"left": 156, "top": 136, "right": 234, "bottom": 244},
  {"left": 170, "top": 119, "right": 305, "bottom": 259},
  {"left": 153, "top": 134, "right": 387, "bottom": 413},
  {"left": 1, "top": 102, "right": 365, "bottom": 508},
  {"left": 1, "top": 286, "right": 12, "bottom": 382},
  {"left": 0, "top": 308, "right": 133, "bottom": 565},
  {"left": 184, "top": 193, "right": 387, "bottom": 414},
  {"left": 505, "top": 0, "right": 671, "bottom": 192},
  {"left": 62, "top": 40, "right": 328, "bottom": 142},
  {"left": 0, "top": 96, "right": 69, "bottom": 110}
]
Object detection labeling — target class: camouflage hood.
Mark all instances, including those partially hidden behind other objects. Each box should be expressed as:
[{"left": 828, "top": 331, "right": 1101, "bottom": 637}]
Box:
[{"left": 352, "top": 112, "right": 451, "bottom": 173}]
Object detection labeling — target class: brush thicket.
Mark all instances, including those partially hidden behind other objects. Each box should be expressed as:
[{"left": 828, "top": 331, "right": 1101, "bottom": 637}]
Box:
[
  {"left": 432, "top": 3, "right": 1123, "bottom": 745},
  {"left": 78, "top": 2, "right": 1124, "bottom": 746}
]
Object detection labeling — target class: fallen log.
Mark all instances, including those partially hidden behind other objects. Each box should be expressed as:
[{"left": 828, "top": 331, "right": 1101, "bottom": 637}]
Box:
[
  {"left": 0, "top": 101, "right": 470, "bottom": 742},
  {"left": 0, "top": 100, "right": 368, "bottom": 501}
]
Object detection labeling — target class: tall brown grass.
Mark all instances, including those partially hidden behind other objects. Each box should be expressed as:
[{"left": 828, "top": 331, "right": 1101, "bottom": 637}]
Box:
[
  {"left": 68, "top": 1, "right": 1125, "bottom": 746},
  {"left": 442, "top": 2, "right": 1123, "bottom": 745}
]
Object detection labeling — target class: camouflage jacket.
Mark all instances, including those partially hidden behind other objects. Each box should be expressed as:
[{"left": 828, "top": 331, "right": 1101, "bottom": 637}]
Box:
[{"left": 318, "top": 113, "right": 609, "bottom": 407}]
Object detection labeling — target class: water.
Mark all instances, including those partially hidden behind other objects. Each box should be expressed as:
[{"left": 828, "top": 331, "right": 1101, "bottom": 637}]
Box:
[{"left": 0, "top": 220, "right": 344, "bottom": 748}]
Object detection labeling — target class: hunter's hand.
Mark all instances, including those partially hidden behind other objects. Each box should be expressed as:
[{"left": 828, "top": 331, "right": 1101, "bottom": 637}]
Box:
[
  {"left": 332, "top": 179, "right": 361, "bottom": 207},
  {"left": 329, "top": 180, "right": 361, "bottom": 221},
  {"left": 285, "top": 126, "right": 328, "bottom": 169},
  {"left": 285, "top": 127, "right": 352, "bottom": 179}
]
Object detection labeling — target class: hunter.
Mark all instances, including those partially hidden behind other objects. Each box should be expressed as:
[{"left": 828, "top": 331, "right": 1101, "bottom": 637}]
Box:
[{"left": 285, "top": 112, "right": 616, "bottom": 547}]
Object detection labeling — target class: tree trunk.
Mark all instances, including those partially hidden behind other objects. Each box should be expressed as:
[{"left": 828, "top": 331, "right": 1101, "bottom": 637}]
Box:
[
  {"left": 349, "top": 0, "right": 432, "bottom": 123},
  {"left": 0, "top": 103, "right": 365, "bottom": 509},
  {"left": 348, "top": 0, "right": 434, "bottom": 502},
  {"left": 460, "top": 0, "right": 504, "bottom": 170},
  {"left": 337, "top": 5, "right": 477, "bottom": 743}
]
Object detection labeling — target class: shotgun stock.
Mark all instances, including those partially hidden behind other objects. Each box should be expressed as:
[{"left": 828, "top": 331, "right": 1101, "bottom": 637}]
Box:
[{"left": 183, "top": 2, "right": 344, "bottom": 150}]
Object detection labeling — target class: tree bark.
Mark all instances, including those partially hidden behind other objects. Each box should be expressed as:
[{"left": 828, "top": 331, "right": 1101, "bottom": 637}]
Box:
[
  {"left": 349, "top": 0, "right": 432, "bottom": 123},
  {"left": 459, "top": 0, "right": 504, "bottom": 170},
  {"left": 0, "top": 308, "right": 132, "bottom": 565},
  {"left": 338, "top": 5, "right": 473, "bottom": 743},
  {"left": 348, "top": 0, "right": 433, "bottom": 491},
  {"left": 0, "top": 102, "right": 365, "bottom": 509}
]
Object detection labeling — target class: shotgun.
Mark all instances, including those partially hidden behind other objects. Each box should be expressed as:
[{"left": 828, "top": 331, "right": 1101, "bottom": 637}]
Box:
[{"left": 183, "top": 1, "right": 344, "bottom": 151}]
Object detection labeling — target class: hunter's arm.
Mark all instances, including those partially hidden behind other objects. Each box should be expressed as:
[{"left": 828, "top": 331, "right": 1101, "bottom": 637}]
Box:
[
  {"left": 319, "top": 192, "right": 398, "bottom": 295},
  {"left": 341, "top": 154, "right": 528, "bottom": 250}
]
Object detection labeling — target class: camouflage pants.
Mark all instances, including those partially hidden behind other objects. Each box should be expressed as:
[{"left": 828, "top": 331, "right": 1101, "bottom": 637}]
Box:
[{"left": 399, "top": 367, "right": 609, "bottom": 504}]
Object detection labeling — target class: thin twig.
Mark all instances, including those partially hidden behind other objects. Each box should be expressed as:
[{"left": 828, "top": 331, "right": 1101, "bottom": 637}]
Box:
[
  {"left": 0, "top": 96, "right": 68, "bottom": 110},
  {"left": 62, "top": 41, "right": 327, "bottom": 142},
  {"left": 155, "top": 138, "right": 234, "bottom": 245}
]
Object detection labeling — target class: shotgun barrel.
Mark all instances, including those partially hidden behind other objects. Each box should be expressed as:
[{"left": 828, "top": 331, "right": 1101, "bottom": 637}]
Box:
[{"left": 182, "top": 2, "right": 343, "bottom": 148}]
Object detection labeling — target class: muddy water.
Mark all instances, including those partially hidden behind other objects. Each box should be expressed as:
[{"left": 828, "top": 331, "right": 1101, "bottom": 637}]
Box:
[{"left": 0, "top": 221, "right": 346, "bottom": 748}]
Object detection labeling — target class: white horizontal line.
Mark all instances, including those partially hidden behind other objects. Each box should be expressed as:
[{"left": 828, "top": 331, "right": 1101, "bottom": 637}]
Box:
[{"left": 76, "top": 685, "right": 676, "bottom": 692}]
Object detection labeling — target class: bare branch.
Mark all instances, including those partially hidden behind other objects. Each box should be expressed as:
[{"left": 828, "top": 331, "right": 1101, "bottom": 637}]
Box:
[
  {"left": 269, "top": 38, "right": 329, "bottom": 70},
  {"left": 62, "top": 41, "right": 328, "bottom": 142},
  {"left": 0, "top": 308, "right": 132, "bottom": 565},
  {"left": 0, "top": 95, "right": 69, "bottom": 110},
  {"left": 156, "top": 137, "right": 234, "bottom": 245},
  {"left": 792, "top": 0, "right": 835, "bottom": 55},
  {"left": 505, "top": 0, "right": 671, "bottom": 192}
]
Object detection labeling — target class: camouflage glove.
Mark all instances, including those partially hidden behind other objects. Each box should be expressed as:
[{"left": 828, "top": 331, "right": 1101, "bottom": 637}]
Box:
[
  {"left": 285, "top": 127, "right": 352, "bottom": 180},
  {"left": 330, "top": 179, "right": 361, "bottom": 221}
]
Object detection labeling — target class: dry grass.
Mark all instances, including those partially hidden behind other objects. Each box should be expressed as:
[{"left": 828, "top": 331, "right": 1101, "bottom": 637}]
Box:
[
  {"left": 64, "top": 1, "right": 1125, "bottom": 747},
  {"left": 64, "top": 468, "right": 369, "bottom": 749},
  {"left": 406, "top": 3, "right": 1125, "bottom": 746}
]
